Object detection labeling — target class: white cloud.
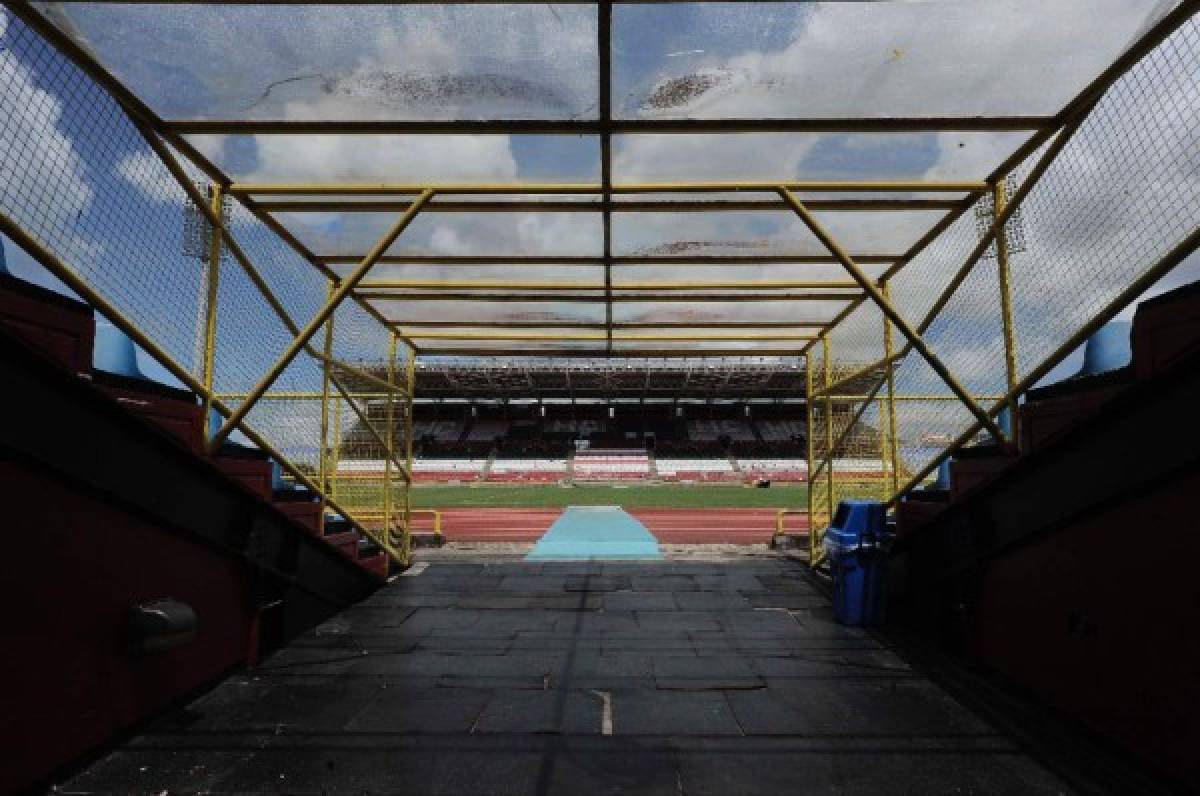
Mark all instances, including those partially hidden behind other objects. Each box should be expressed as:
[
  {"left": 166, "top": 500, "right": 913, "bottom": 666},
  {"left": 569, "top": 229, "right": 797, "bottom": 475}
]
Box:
[{"left": 0, "top": 24, "right": 96, "bottom": 263}]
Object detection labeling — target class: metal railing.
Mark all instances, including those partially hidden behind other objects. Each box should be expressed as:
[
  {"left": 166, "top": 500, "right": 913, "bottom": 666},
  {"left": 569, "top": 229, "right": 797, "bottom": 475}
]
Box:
[
  {"left": 802, "top": 8, "right": 1200, "bottom": 559},
  {"left": 1, "top": 4, "right": 1197, "bottom": 572}
]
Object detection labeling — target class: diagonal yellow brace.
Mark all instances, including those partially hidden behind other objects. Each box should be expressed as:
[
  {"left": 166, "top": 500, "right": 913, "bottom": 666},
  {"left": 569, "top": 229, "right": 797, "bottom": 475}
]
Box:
[
  {"left": 212, "top": 189, "right": 435, "bottom": 448},
  {"left": 779, "top": 187, "right": 1005, "bottom": 443}
]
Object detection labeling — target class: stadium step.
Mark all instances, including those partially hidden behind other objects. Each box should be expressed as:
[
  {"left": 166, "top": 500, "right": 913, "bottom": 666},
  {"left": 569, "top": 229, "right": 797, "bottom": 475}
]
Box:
[
  {"left": 0, "top": 272, "right": 94, "bottom": 375},
  {"left": 211, "top": 445, "right": 274, "bottom": 500},
  {"left": 92, "top": 370, "right": 207, "bottom": 456},
  {"left": 889, "top": 287, "right": 1200, "bottom": 788}
]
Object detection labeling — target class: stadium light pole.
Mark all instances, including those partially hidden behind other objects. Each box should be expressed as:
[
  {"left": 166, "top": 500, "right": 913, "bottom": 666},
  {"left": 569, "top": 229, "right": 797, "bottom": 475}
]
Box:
[
  {"left": 778, "top": 187, "right": 1005, "bottom": 443},
  {"left": 211, "top": 189, "right": 435, "bottom": 448}
]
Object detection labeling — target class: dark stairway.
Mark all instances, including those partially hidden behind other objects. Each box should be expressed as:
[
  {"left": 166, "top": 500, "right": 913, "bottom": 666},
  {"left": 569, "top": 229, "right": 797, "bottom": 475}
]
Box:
[
  {"left": 0, "top": 271, "right": 392, "bottom": 793},
  {"left": 57, "top": 554, "right": 1070, "bottom": 795},
  {"left": 890, "top": 281, "right": 1200, "bottom": 791}
]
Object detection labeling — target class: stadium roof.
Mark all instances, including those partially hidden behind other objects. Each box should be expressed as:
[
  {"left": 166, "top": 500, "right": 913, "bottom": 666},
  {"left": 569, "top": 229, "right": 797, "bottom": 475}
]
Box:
[
  {"left": 24, "top": 0, "right": 1181, "bottom": 363},
  {"left": 413, "top": 357, "right": 805, "bottom": 400}
]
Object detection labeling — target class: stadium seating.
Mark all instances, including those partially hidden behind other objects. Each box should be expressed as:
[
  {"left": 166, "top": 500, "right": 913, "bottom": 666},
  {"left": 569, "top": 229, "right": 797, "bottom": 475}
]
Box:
[
  {"left": 687, "top": 418, "right": 756, "bottom": 441},
  {"left": 487, "top": 458, "right": 567, "bottom": 483},
  {"left": 756, "top": 419, "right": 806, "bottom": 441},
  {"left": 573, "top": 448, "right": 650, "bottom": 481},
  {"left": 413, "top": 419, "right": 464, "bottom": 441},
  {"left": 656, "top": 458, "right": 739, "bottom": 482},
  {"left": 738, "top": 458, "right": 809, "bottom": 482},
  {"left": 466, "top": 418, "right": 510, "bottom": 441},
  {"left": 411, "top": 458, "right": 487, "bottom": 482}
]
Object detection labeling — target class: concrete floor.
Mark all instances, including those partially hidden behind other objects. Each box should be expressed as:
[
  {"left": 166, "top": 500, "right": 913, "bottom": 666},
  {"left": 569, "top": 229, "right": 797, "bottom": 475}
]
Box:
[{"left": 61, "top": 551, "right": 1070, "bottom": 794}]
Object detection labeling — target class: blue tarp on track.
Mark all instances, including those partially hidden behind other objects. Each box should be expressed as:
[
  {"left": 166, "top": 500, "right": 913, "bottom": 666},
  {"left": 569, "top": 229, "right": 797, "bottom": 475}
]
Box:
[{"left": 525, "top": 506, "right": 663, "bottom": 561}]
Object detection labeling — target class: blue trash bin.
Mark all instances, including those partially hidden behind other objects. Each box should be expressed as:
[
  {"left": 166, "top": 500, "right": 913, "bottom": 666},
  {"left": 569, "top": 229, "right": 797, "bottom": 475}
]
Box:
[{"left": 824, "top": 500, "right": 889, "bottom": 627}]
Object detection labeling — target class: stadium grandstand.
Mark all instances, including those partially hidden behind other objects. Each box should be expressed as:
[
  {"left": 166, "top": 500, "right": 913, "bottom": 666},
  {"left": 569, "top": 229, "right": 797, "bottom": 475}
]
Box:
[{"left": 3, "top": 2, "right": 1200, "bottom": 793}]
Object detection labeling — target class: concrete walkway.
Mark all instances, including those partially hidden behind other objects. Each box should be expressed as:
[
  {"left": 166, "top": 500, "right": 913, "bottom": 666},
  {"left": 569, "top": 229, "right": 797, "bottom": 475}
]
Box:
[{"left": 61, "top": 552, "right": 1069, "bottom": 794}]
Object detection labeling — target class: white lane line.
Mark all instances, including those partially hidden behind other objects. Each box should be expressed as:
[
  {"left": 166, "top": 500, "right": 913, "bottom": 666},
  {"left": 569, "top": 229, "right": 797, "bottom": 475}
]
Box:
[
  {"left": 399, "top": 561, "right": 430, "bottom": 577},
  {"left": 591, "top": 690, "right": 613, "bottom": 736}
]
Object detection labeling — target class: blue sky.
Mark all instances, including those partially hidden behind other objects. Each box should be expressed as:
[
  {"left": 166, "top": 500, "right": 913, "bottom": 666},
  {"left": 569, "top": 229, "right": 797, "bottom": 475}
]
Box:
[{"left": 2, "top": 1, "right": 1198, "bottom": 430}]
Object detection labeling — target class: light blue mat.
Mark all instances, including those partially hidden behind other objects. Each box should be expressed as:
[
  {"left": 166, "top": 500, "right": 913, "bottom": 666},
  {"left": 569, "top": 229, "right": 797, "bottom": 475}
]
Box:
[{"left": 525, "top": 506, "right": 663, "bottom": 561}]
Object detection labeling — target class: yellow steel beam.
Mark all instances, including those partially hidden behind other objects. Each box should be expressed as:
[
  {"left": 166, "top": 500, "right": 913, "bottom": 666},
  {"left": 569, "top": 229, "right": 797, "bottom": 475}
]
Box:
[
  {"left": 993, "top": 178, "right": 1020, "bottom": 442},
  {"left": 413, "top": 348, "right": 806, "bottom": 358},
  {"left": 232, "top": 180, "right": 988, "bottom": 196},
  {"left": 211, "top": 189, "right": 434, "bottom": 448},
  {"left": 358, "top": 280, "right": 860, "bottom": 291},
  {"left": 125, "top": 116, "right": 406, "bottom": 401},
  {"left": 780, "top": 187, "right": 1005, "bottom": 442},
  {"left": 172, "top": 117, "right": 1054, "bottom": 134},
  {"left": 804, "top": 356, "right": 817, "bottom": 561},
  {"left": 199, "top": 183, "right": 223, "bottom": 440},
  {"left": 888, "top": 220, "right": 1200, "bottom": 504},
  {"left": 0, "top": 208, "right": 399, "bottom": 560},
  {"left": 403, "top": 332, "right": 818, "bottom": 342},
  {"left": 882, "top": 281, "right": 901, "bottom": 497},
  {"left": 402, "top": 339, "right": 419, "bottom": 553},
  {"left": 384, "top": 334, "right": 397, "bottom": 551},
  {"left": 390, "top": 320, "right": 828, "bottom": 329},
  {"left": 259, "top": 198, "right": 962, "bottom": 213},
  {"left": 318, "top": 284, "right": 335, "bottom": 497},
  {"left": 320, "top": 254, "right": 902, "bottom": 266},
  {"left": 358, "top": 292, "right": 860, "bottom": 303}
]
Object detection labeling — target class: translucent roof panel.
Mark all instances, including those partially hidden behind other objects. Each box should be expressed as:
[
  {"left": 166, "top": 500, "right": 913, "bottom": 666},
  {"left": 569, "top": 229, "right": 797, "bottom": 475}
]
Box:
[
  {"left": 613, "top": 132, "right": 1033, "bottom": 182},
  {"left": 611, "top": 300, "right": 851, "bottom": 326},
  {"left": 612, "top": 210, "right": 946, "bottom": 258},
  {"left": 193, "top": 136, "right": 599, "bottom": 183},
  {"left": 336, "top": 264, "right": 607, "bottom": 286},
  {"left": 371, "top": 299, "right": 607, "bottom": 326},
  {"left": 614, "top": 0, "right": 1173, "bottom": 119},
  {"left": 51, "top": 4, "right": 598, "bottom": 120},
  {"left": 275, "top": 211, "right": 602, "bottom": 257},
  {"left": 610, "top": 263, "right": 890, "bottom": 283}
]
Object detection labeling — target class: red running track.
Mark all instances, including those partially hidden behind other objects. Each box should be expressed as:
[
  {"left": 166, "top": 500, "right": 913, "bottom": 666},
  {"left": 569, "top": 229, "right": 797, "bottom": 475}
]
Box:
[
  {"left": 629, "top": 508, "right": 809, "bottom": 545},
  {"left": 416, "top": 507, "right": 810, "bottom": 545}
]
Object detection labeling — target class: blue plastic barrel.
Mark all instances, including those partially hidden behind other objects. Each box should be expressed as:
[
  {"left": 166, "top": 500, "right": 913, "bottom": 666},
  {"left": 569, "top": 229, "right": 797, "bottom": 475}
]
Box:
[
  {"left": 93, "top": 319, "right": 147, "bottom": 379},
  {"left": 824, "top": 500, "right": 889, "bottom": 627},
  {"left": 1078, "top": 321, "right": 1131, "bottom": 376}
]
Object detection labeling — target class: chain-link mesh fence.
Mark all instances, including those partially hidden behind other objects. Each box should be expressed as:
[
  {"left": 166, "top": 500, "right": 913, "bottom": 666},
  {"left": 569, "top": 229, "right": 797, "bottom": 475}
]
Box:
[
  {"left": 0, "top": 12, "right": 410, "bottom": 560},
  {"left": 808, "top": 15, "right": 1200, "bottom": 543}
]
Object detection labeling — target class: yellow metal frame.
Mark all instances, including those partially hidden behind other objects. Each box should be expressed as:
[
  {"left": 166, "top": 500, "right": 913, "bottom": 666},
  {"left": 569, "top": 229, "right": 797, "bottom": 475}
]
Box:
[
  {"left": 7, "top": 0, "right": 1196, "bottom": 575},
  {"left": 993, "top": 178, "right": 1020, "bottom": 443},
  {"left": 410, "top": 509, "right": 442, "bottom": 542},
  {"left": 199, "top": 183, "right": 223, "bottom": 440},
  {"left": 775, "top": 509, "right": 806, "bottom": 541}
]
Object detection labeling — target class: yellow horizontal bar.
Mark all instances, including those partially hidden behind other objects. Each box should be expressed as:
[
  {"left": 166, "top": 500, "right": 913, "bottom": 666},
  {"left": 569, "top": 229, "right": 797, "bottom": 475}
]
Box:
[
  {"left": 320, "top": 254, "right": 902, "bottom": 266},
  {"left": 405, "top": 332, "right": 819, "bottom": 342},
  {"left": 232, "top": 180, "right": 988, "bottom": 196},
  {"left": 357, "top": 292, "right": 860, "bottom": 303},
  {"left": 826, "top": 394, "right": 1007, "bottom": 402},
  {"left": 358, "top": 280, "right": 860, "bottom": 291},
  {"left": 258, "top": 198, "right": 962, "bottom": 213}
]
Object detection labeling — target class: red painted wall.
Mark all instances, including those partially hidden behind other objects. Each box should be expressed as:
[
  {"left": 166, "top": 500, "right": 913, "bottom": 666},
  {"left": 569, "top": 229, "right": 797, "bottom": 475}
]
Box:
[
  {"left": 973, "top": 473, "right": 1200, "bottom": 788},
  {"left": 0, "top": 460, "right": 253, "bottom": 793}
]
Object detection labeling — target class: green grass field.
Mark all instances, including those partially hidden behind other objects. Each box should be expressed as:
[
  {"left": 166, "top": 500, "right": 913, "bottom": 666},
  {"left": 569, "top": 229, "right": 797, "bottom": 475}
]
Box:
[{"left": 410, "top": 483, "right": 809, "bottom": 509}]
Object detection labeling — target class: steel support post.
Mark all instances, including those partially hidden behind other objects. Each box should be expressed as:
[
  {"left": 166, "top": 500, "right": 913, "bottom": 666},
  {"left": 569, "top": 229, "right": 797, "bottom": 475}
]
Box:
[
  {"left": 882, "top": 282, "right": 901, "bottom": 497},
  {"left": 211, "top": 189, "right": 434, "bottom": 447},
  {"left": 384, "top": 334, "right": 397, "bottom": 553},
  {"left": 804, "top": 355, "right": 817, "bottom": 562},
  {"left": 821, "top": 335, "right": 834, "bottom": 566},
  {"left": 404, "top": 341, "right": 419, "bottom": 554},
  {"left": 318, "top": 283, "right": 336, "bottom": 501},
  {"left": 993, "top": 179, "right": 1020, "bottom": 443},
  {"left": 331, "top": 396, "right": 342, "bottom": 504},
  {"left": 200, "top": 184, "right": 223, "bottom": 440},
  {"left": 780, "top": 188, "right": 1005, "bottom": 442}
]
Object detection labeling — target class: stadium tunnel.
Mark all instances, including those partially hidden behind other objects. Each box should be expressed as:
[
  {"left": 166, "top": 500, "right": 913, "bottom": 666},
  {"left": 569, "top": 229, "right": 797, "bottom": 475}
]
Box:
[{"left": 2, "top": 2, "right": 1200, "bottom": 792}]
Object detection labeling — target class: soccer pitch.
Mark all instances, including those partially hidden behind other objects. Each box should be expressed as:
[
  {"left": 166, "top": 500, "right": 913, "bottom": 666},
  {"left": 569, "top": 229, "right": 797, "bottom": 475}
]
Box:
[{"left": 409, "top": 483, "right": 810, "bottom": 509}]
